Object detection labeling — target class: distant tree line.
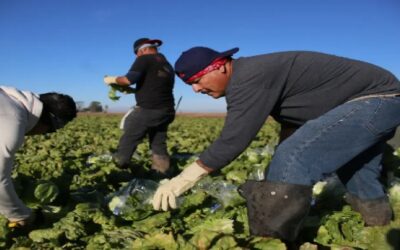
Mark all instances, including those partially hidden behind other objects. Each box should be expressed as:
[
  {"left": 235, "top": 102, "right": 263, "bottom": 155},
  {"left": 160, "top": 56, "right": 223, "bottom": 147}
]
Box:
[{"left": 75, "top": 101, "right": 108, "bottom": 113}]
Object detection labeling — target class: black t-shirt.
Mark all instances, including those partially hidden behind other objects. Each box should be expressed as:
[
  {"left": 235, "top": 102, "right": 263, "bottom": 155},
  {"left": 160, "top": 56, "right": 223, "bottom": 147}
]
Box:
[
  {"left": 199, "top": 51, "right": 400, "bottom": 170},
  {"left": 125, "top": 53, "right": 175, "bottom": 110}
]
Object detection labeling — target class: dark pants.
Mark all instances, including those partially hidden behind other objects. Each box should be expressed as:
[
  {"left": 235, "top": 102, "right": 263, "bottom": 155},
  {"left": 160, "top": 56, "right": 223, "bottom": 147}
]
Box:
[{"left": 114, "top": 106, "right": 175, "bottom": 167}]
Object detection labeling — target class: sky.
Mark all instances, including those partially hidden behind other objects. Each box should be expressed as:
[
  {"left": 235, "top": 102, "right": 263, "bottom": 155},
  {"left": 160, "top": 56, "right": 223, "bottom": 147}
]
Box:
[{"left": 0, "top": 0, "right": 399, "bottom": 113}]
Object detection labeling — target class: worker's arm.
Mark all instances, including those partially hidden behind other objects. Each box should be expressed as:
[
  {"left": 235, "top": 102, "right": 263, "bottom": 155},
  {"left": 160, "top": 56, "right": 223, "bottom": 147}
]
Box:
[{"left": 104, "top": 56, "right": 145, "bottom": 87}]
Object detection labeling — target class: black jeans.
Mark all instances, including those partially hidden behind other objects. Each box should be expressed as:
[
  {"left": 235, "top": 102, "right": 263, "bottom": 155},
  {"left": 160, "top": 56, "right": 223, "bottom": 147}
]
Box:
[{"left": 114, "top": 106, "right": 175, "bottom": 167}]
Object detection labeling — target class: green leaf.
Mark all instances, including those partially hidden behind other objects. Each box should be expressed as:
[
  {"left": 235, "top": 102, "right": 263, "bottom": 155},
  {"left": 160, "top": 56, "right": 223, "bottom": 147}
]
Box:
[{"left": 34, "top": 181, "right": 59, "bottom": 204}]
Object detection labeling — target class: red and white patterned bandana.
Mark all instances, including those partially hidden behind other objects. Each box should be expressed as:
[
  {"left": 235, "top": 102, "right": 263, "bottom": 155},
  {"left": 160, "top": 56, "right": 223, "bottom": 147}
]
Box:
[{"left": 186, "top": 57, "right": 228, "bottom": 84}]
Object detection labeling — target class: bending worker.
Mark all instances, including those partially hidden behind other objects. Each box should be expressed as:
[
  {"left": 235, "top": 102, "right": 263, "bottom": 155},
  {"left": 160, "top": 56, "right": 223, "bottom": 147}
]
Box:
[
  {"left": 0, "top": 86, "right": 76, "bottom": 227},
  {"left": 104, "top": 38, "right": 175, "bottom": 179},
  {"left": 152, "top": 47, "right": 400, "bottom": 241}
]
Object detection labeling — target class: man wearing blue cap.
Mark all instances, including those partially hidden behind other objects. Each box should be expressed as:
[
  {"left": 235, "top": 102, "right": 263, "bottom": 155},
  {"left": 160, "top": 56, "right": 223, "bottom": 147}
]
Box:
[
  {"left": 104, "top": 38, "right": 175, "bottom": 179},
  {"left": 152, "top": 47, "right": 400, "bottom": 241}
]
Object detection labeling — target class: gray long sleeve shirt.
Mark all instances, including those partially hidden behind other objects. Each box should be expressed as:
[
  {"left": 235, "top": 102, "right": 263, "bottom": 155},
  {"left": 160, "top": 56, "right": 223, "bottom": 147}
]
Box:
[
  {"left": 0, "top": 86, "right": 43, "bottom": 220},
  {"left": 199, "top": 51, "right": 400, "bottom": 170}
]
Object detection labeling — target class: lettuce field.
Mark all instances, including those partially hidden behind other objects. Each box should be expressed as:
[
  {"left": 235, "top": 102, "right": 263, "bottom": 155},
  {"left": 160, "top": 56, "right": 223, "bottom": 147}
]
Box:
[{"left": 1, "top": 114, "right": 400, "bottom": 249}]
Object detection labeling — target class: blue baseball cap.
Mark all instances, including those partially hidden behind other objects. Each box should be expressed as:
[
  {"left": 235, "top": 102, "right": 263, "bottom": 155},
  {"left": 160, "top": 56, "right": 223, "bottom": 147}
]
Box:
[{"left": 175, "top": 46, "right": 239, "bottom": 83}]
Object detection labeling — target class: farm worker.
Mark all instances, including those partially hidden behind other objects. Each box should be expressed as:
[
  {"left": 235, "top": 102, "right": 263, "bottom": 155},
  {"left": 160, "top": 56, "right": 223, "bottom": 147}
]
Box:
[
  {"left": 104, "top": 38, "right": 176, "bottom": 179},
  {"left": 152, "top": 47, "right": 400, "bottom": 241},
  {"left": 0, "top": 86, "right": 76, "bottom": 227}
]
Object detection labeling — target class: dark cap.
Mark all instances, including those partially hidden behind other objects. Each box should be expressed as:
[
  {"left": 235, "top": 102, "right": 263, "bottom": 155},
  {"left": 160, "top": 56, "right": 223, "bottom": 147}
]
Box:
[
  {"left": 174, "top": 46, "right": 239, "bottom": 82},
  {"left": 39, "top": 93, "right": 77, "bottom": 132},
  {"left": 133, "top": 38, "right": 163, "bottom": 54}
]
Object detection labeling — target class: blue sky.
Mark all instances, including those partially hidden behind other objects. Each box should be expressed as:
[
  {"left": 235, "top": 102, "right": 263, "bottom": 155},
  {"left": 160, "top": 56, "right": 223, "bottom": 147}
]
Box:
[{"left": 1, "top": 0, "right": 399, "bottom": 112}]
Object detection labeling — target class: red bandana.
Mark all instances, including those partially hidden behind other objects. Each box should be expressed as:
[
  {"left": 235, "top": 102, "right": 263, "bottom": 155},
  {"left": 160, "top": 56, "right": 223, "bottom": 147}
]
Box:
[{"left": 186, "top": 58, "right": 228, "bottom": 84}]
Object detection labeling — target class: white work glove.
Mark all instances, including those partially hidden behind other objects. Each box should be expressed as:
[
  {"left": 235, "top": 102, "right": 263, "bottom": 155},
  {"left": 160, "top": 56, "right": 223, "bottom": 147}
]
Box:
[
  {"left": 104, "top": 75, "right": 118, "bottom": 85},
  {"left": 152, "top": 161, "right": 208, "bottom": 211}
]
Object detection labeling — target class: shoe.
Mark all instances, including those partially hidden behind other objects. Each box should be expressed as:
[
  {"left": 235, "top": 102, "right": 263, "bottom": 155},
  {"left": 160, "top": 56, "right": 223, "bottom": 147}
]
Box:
[{"left": 344, "top": 193, "right": 392, "bottom": 226}]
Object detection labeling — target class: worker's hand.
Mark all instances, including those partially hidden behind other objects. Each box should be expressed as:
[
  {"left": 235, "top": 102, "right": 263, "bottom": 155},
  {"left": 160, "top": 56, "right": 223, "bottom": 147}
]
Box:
[
  {"left": 119, "top": 85, "right": 136, "bottom": 94},
  {"left": 104, "top": 75, "right": 118, "bottom": 85},
  {"left": 8, "top": 212, "right": 36, "bottom": 229},
  {"left": 152, "top": 161, "right": 208, "bottom": 211}
]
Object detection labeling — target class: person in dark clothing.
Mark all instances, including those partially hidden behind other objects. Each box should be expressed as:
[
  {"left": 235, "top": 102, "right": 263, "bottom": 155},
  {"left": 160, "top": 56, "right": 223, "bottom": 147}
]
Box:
[
  {"left": 152, "top": 46, "right": 400, "bottom": 241},
  {"left": 104, "top": 38, "right": 175, "bottom": 178}
]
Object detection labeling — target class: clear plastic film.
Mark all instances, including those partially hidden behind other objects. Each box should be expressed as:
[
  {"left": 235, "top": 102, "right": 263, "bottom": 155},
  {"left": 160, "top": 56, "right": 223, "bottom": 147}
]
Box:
[
  {"left": 195, "top": 177, "right": 245, "bottom": 209},
  {"left": 86, "top": 153, "right": 113, "bottom": 165},
  {"left": 106, "top": 178, "right": 159, "bottom": 221}
]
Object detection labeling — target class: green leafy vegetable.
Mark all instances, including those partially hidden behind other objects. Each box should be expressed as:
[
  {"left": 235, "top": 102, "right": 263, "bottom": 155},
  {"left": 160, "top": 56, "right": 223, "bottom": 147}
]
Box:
[
  {"left": 4, "top": 115, "right": 399, "bottom": 249},
  {"left": 34, "top": 181, "right": 59, "bottom": 204},
  {"left": 0, "top": 215, "right": 10, "bottom": 248},
  {"left": 108, "top": 84, "right": 135, "bottom": 102},
  {"left": 315, "top": 206, "right": 368, "bottom": 248},
  {"left": 108, "top": 87, "right": 120, "bottom": 101}
]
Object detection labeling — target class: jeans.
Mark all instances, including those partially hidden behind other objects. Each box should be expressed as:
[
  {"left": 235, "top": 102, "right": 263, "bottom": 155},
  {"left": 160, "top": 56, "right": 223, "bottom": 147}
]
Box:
[
  {"left": 114, "top": 106, "right": 175, "bottom": 167},
  {"left": 266, "top": 96, "right": 400, "bottom": 200}
]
